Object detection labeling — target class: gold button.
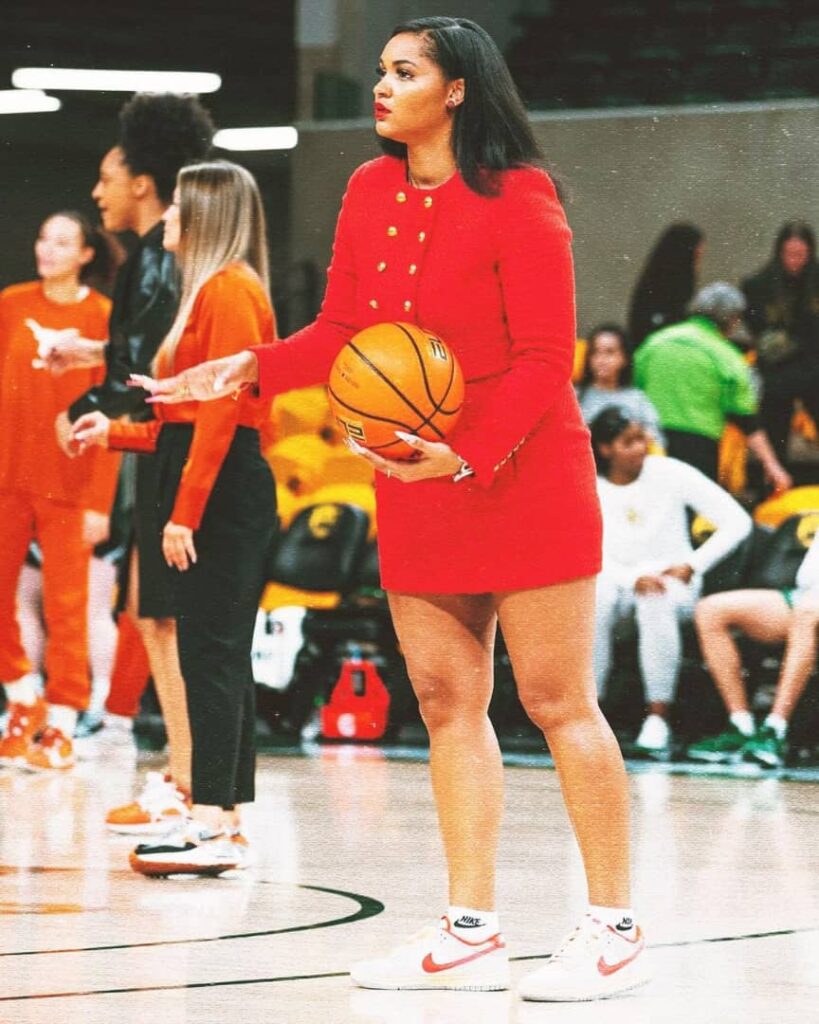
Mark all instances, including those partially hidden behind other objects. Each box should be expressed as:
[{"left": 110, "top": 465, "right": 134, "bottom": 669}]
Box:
[
  {"left": 403, "top": 300, "right": 412, "bottom": 311},
  {"left": 424, "top": 196, "right": 433, "bottom": 208},
  {"left": 387, "top": 226, "right": 398, "bottom": 237},
  {"left": 396, "top": 191, "right": 407, "bottom": 203},
  {"left": 409, "top": 264, "right": 417, "bottom": 275},
  {"left": 369, "top": 299, "right": 379, "bottom": 309},
  {"left": 377, "top": 261, "right": 387, "bottom": 272},
  {"left": 418, "top": 231, "right": 426, "bottom": 242}
]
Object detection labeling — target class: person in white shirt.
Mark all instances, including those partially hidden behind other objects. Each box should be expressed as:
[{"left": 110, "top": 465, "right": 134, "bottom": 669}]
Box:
[
  {"left": 590, "top": 407, "right": 752, "bottom": 756},
  {"left": 689, "top": 533, "right": 819, "bottom": 769}
]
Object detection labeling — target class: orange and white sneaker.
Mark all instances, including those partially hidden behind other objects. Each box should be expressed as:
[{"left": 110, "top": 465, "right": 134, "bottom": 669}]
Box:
[
  {"left": 106, "top": 772, "right": 191, "bottom": 835},
  {"left": 518, "top": 915, "right": 649, "bottom": 1002},
  {"left": 23, "top": 726, "right": 75, "bottom": 771},
  {"left": 350, "top": 915, "right": 510, "bottom": 991},
  {"left": 0, "top": 698, "right": 47, "bottom": 767}
]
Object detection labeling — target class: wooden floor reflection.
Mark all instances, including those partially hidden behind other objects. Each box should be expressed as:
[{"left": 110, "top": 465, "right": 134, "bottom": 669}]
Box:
[{"left": 0, "top": 747, "right": 817, "bottom": 1023}]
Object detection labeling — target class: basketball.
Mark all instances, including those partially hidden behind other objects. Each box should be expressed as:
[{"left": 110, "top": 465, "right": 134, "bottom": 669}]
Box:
[{"left": 327, "top": 322, "right": 465, "bottom": 459}]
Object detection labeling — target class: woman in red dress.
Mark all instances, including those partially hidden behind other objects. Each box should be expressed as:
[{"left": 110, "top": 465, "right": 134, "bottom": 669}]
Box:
[{"left": 134, "top": 17, "right": 647, "bottom": 1002}]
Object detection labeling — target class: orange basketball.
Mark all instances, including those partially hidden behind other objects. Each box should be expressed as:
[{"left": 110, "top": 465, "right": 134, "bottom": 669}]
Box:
[{"left": 327, "top": 322, "right": 465, "bottom": 459}]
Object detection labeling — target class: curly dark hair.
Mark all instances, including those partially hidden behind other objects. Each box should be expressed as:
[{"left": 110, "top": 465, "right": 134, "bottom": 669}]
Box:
[{"left": 118, "top": 93, "right": 215, "bottom": 204}]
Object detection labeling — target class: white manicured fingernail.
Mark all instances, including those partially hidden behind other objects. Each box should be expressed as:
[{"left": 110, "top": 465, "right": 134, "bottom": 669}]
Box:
[
  {"left": 395, "top": 431, "right": 418, "bottom": 444},
  {"left": 346, "top": 437, "right": 365, "bottom": 453}
]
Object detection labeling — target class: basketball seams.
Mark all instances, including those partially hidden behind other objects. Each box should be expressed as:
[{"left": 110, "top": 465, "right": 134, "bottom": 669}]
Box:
[
  {"left": 395, "top": 323, "right": 438, "bottom": 409},
  {"left": 348, "top": 337, "right": 435, "bottom": 428},
  {"left": 328, "top": 322, "right": 465, "bottom": 452}
]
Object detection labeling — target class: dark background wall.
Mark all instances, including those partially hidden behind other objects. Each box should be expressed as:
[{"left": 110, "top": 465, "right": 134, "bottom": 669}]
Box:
[{"left": 0, "top": 0, "right": 296, "bottom": 299}]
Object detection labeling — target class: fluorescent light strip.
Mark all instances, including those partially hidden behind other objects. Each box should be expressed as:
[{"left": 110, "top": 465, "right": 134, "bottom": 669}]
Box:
[
  {"left": 11, "top": 68, "right": 221, "bottom": 94},
  {"left": 214, "top": 126, "right": 299, "bottom": 151},
  {"left": 0, "top": 89, "right": 61, "bottom": 114}
]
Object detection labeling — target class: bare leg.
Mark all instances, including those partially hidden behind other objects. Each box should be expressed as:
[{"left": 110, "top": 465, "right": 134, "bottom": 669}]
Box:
[
  {"left": 388, "top": 591, "right": 499, "bottom": 909},
  {"left": 87, "top": 557, "right": 118, "bottom": 714},
  {"left": 694, "top": 590, "right": 791, "bottom": 715},
  {"left": 771, "top": 593, "right": 819, "bottom": 723},
  {"left": 498, "top": 576, "right": 630, "bottom": 908},
  {"left": 127, "top": 549, "right": 192, "bottom": 792}
]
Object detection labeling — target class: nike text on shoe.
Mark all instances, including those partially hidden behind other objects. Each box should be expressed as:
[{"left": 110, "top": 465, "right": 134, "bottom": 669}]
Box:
[
  {"left": 129, "top": 823, "right": 240, "bottom": 877},
  {"left": 350, "top": 915, "right": 510, "bottom": 991},
  {"left": 106, "top": 772, "right": 190, "bottom": 834},
  {"left": 519, "top": 916, "right": 650, "bottom": 1002}
]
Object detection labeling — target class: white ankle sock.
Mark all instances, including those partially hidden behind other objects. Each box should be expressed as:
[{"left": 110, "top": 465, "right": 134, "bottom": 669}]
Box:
[
  {"left": 104, "top": 712, "right": 133, "bottom": 731},
  {"left": 730, "top": 711, "right": 755, "bottom": 737},
  {"left": 47, "top": 704, "right": 78, "bottom": 737},
  {"left": 448, "top": 906, "right": 500, "bottom": 940},
  {"left": 5, "top": 674, "right": 39, "bottom": 706},
  {"left": 588, "top": 904, "right": 636, "bottom": 937},
  {"left": 764, "top": 713, "right": 788, "bottom": 740}
]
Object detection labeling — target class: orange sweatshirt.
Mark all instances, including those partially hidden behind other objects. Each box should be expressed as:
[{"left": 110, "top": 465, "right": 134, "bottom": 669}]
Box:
[
  {"left": 108, "top": 263, "right": 275, "bottom": 529},
  {"left": 0, "top": 282, "right": 120, "bottom": 514}
]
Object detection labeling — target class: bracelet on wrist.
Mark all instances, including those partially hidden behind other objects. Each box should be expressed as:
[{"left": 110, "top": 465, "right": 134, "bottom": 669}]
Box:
[{"left": 452, "top": 456, "right": 475, "bottom": 483}]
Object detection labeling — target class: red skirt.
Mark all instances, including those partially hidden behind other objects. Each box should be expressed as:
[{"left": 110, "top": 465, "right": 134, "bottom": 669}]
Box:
[{"left": 375, "top": 382, "right": 602, "bottom": 594}]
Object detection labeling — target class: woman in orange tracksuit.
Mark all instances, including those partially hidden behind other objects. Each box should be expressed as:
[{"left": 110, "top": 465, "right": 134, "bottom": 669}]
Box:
[{"left": 0, "top": 211, "right": 120, "bottom": 769}]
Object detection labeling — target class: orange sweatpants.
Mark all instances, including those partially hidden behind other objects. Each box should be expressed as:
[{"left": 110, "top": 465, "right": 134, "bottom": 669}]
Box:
[
  {"left": 105, "top": 611, "right": 151, "bottom": 718},
  {"left": 0, "top": 491, "right": 91, "bottom": 710}
]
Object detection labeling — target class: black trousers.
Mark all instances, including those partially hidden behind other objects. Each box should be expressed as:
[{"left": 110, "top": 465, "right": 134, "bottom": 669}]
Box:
[
  {"left": 760, "top": 358, "right": 819, "bottom": 464},
  {"left": 665, "top": 430, "right": 719, "bottom": 481},
  {"left": 157, "top": 425, "right": 277, "bottom": 808}
]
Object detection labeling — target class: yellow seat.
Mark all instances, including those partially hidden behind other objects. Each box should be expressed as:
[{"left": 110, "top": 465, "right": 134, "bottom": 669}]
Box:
[
  {"left": 753, "top": 486, "right": 819, "bottom": 529},
  {"left": 272, "top": 385, "right": 339, "bottom": 442},
  {"left": 265, "top": 433, "right": 333, "bottom": 497}
]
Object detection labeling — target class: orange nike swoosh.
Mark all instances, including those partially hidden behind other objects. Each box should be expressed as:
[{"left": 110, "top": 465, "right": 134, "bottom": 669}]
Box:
[
  {"left": 421, "top": 940, "right": 502, "bottom": 975},
  {"left": 597, "top": 938, "right": 644, "bottom": 977}
]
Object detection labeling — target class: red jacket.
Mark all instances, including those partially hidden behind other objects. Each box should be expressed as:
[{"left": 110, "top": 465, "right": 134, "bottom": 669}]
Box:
[
  {"left": 254, "top": 156, "right": 576, "bottom": 488},
  {"left": 254, "top": 156, "right": 599, "bottom": 593}
]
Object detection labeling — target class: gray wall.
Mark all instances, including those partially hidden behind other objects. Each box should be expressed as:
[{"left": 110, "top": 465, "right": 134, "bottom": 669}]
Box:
[{"left": 288, "top": 99, "right": 819, "bottom": 334}]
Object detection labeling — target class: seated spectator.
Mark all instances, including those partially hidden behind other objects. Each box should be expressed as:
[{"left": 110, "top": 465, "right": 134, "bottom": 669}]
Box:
[
  {"left": 591, "top": 408, "right": 752, "bottom": 757},
  {"left": 627, "top": 222, "right": 704, "bottom": 349},
  {"left": 576, "top": 323, "right": 665, "bottom": 448},
  {"left": 741, "top": 220, "right": 819, "bottom": 466},
  {"left": 688, "top": 534, "right": 818, "bottom": 768},
  {"left": 634, "top": 282, "right": 792, "bottom": 492}
]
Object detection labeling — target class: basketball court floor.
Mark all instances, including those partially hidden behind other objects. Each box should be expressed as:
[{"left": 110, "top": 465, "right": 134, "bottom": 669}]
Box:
[{"left": 1, "top": 746, "right": 817, "bottom": 1023}]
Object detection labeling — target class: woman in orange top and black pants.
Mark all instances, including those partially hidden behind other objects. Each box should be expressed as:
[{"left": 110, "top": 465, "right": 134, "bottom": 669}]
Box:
[{"left": 75, "top": 162, "right": 277, "bottom": 873}]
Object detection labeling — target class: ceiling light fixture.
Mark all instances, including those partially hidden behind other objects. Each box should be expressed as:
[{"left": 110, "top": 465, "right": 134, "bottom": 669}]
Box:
[
  {"left": 0, "top": 89, "right": 61, "bottom": 114},
  {"left": 11, "top": 68, "right": 221, "bottom": 93},
  {"left": 214, "top": 126, "right": 299, "bottom": 151}
]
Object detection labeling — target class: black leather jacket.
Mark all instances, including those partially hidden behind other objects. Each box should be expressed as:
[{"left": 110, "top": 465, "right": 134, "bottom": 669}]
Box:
[{"left": 68, "top": 221, "right": 178, "bottom": 422}]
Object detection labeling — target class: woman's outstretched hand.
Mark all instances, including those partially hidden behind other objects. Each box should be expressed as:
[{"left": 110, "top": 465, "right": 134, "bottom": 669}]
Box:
[
  {"left": 346, "top": 431, "right": 462, "bottom": 483},
  {"left": 71, "top": 411, "right": 111, "bottom": 452},
  {"left": 129, "top": 350, "right": 259, "bottom": 404}
]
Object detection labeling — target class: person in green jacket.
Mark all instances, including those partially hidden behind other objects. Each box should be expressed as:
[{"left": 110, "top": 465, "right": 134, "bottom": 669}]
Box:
[{"left": 634, "top": 282, "right": 791, "bottom": 493}]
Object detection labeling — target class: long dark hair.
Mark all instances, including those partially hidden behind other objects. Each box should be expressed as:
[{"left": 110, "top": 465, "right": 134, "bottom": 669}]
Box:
[
  {"left": 590, "top": 406, "right": 633, "bottom": 475},
  {"left": 628, "top": 222, "right": 704, "bottom": 346},
  {"left": 42, "top": 211, "right": 124, "bottom": 294},
  {"left": 378, "top": 17, "right": 546, "bottom": 197},
  {"left": 772, "top": 220, "right": 816, "bottom": 267},
  {"left": 580, "top": 323, "right": 633, "bottom": 392}
]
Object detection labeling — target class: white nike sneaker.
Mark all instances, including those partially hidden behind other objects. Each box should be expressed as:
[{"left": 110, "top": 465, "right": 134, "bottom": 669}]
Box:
[
  {"left": 350, "top": 915, "right": 510, "bottom": 991},
  {"left": 128, "top": 822, "right": 240, "bottom": 878},
  {"left": 518, "top": 915, "right": 649, "bottom": 1002}
]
